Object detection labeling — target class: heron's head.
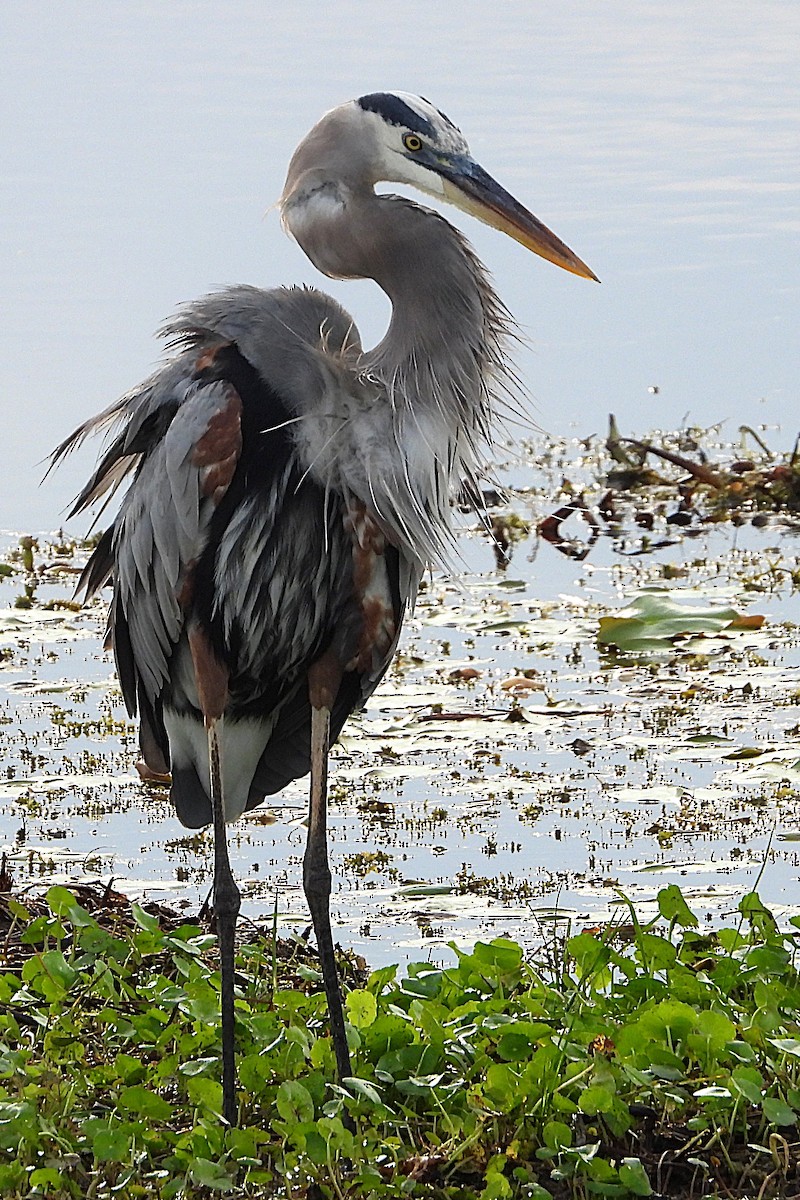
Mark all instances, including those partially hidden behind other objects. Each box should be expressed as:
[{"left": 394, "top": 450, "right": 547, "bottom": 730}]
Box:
[
  {"left": 356, "top": 92, "right": 597, "bottom": 281},
  {"left": 281, "top": 91, "right": 597, "bottom": 283}
]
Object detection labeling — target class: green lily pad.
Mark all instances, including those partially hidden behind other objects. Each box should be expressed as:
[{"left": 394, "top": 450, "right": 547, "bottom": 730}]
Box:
[{"left": 597, "top": 591, "right": 763, "bottom": 652}]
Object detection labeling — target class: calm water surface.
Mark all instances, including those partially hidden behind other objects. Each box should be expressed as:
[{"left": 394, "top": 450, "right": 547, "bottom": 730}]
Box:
[{"left": 2, "top": 1, "right": 798, "bottom": 531}]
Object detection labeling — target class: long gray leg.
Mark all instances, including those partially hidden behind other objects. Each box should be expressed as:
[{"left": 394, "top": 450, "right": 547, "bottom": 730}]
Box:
[
  {"left": 304, "top": 694, "right": 352, "bottom": 1082},
  {"left": 208, "top": 717, "right": 241, "bottom": 1126},
  {"left": 188, "top": 627, "right": 239, "bottom": 1124}
]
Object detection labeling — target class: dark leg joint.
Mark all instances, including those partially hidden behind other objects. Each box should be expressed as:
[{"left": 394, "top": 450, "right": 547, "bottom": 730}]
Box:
[
  {"left": 303, "top": 862, "right": 332, "bottom": 904},
  {"left": 214, "top": 873, "right": 242, "bottom": 921}
]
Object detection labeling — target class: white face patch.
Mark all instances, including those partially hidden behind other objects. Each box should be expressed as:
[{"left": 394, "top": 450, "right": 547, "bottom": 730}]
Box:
[
  {"left": 384, "top": 150, "right": 446, "bottom": 197},
  {"left": 355, "top": 94, "right": 470, "bottom": 198}
]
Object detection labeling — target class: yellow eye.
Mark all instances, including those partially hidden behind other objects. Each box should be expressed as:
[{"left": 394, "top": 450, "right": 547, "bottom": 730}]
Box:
[{"left": 403, "top": 134, "right": 423, "bottom": 152}]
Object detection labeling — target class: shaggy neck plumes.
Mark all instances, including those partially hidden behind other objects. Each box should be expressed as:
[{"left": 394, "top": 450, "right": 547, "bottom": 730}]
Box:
[
  {"left": 281, "top": 183, "right": 517, "bottom": 572},
  {"left": 284, "top": 184, "right": 512, "bottom": 421}
]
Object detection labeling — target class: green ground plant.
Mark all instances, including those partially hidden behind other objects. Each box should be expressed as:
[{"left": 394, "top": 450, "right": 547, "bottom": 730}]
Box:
[{"left": 1, "top": 884, "right": 800, "bottom": 1197}]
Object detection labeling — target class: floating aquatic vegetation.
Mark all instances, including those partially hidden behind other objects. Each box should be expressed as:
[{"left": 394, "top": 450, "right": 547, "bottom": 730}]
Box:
[
  {"left": 1, "top": 423, "right": 800, "bottom": 960},
  {"left": 597, "top": 591, "right": 765, "bottom": 654}
]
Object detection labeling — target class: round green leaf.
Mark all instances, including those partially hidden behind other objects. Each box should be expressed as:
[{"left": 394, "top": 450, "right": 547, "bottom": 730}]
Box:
[
  {"left": 619, "top": 1158, "right": 653, "bottom": 1195},
  {"left": 662, "top": 883, "right": 695, "bottom": 926},
  {"left": 39, "top": 949, "right": 78, "bottom": 991},
  {"left": 762, "top": 1096, "right": 798, "bottom": 1127},
  {"left": 542, "top": 1120, "right": 572, "bottom": 1150},
  {"left": 345, "top": 988, "right": 377, "bottom": 1029},
  {"left": 275, "top": 1079, "right": 314, "bottom": 1124},
  {"left": 46, "top": 886, "right": 80, "bottom": 916},
  {"left": 131, "top": 903, "right": 162, "bottom": 933},
  {"left": 189, "top": 1157, "right": 237, "bottom": 1192},
  {"left": 30, "top": 1168, "right": 64, "bottom": 1190},
  {"left": 92, "top": 1126, "right": 131, "bottom": 1163},
  {"left": 341, "top": 1075, "right": 384, "bottom": 1106},
  {"left": 187, "top": 1075, "right": 224, "bottom": 1116},
  {"left": 117, "top": 1085, "right": 173, "bottom": 1121},
  {"left": 578, "top": 1084, "right": 614, "bottom": 1115},
  {"left": 730, "top": 1067, "right": 764, "bottom": 1104}
]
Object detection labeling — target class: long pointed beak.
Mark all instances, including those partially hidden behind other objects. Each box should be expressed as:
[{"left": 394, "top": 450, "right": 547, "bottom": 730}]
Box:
[{"left": 439, "top": 156, "right": 599, "bottom": 282}]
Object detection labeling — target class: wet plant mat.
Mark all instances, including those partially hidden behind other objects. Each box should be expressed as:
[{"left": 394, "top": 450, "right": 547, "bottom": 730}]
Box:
[
  {"left": 0, "top": 873, "right": 366, "bottom": 988},
  {"left": 1, "top": 423, "right": 800, "bottom": 964},
  {"left": 2, "top": 882, "right": 800, "bottom": 1196}
]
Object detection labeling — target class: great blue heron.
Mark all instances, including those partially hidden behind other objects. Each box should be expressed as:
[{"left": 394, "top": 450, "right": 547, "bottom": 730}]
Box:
[{"left": 52, "top": 92, "right": 596, "bottom": 1126}]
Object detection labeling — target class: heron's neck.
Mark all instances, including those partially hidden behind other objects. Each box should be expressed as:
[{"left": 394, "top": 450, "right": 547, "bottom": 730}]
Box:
[
  {"left": 362, "top": 196, "right": 502, "bottom": 403},
  {"left": 356, "top": 196, "right": 513, "bottom": 569},
  {"left": 284, "top": 186, "right": 514, "bottom": 571},
  {"left": 285, "top": 187, "right": 509, "bottom": 419}
]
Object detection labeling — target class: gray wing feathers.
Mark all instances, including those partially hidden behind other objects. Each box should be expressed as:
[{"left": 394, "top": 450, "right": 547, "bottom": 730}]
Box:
[
  {"left": 58, "top": 283, "right": 364, "bottom": 709},
  {"left": 163, "top": 285, "right": 362, "bottom": 417},
  {"left": 114, "top": 380, "right": 239, "bottom": 703},
  {"left": 52, "top": 361, "right": 190, "bottom": 515}
]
